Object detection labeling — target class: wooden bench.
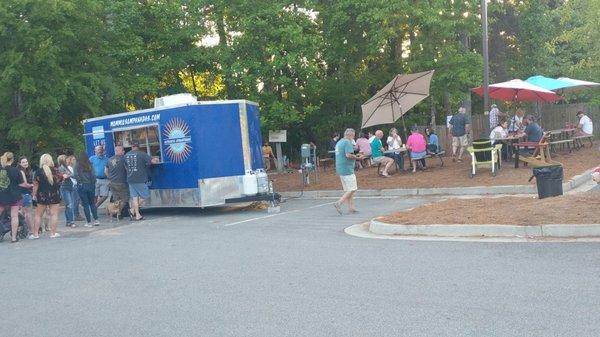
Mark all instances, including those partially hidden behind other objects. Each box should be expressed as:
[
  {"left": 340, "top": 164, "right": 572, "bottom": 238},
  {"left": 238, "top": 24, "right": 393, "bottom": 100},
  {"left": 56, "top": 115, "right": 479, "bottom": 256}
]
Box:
[
  {"left": 318, "top": 157, "right": 333, "bottom": 171},
  {"left": 375, "top": 150, "right": 445, "bottom": 175},
  {"left": 573, "top": 134, "right": 594, "bottom": 150},
  {"left": 549, "top": 139, "right": 573, "bottom": 153}
]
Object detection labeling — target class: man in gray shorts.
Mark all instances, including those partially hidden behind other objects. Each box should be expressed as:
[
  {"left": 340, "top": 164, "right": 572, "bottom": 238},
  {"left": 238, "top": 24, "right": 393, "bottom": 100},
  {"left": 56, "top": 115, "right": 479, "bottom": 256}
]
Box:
[
  {"left": 105, "top": 145, "right": 129, "bottom": 208},
  {"left": 124, "top": 142, "right": 158, "bottom": 220}
]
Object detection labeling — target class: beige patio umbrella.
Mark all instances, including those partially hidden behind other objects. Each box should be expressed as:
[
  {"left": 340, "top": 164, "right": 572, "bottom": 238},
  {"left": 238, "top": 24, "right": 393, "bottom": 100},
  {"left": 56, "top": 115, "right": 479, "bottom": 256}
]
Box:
[{"left": 361, "top": 70, "right": 434, "bottom": 129}]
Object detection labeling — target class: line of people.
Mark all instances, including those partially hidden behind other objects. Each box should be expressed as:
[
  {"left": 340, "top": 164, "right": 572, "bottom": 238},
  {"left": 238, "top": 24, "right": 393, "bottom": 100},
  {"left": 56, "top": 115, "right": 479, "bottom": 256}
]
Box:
[{"left": 0, "top": 142, "right": 156, "bottom": 243}]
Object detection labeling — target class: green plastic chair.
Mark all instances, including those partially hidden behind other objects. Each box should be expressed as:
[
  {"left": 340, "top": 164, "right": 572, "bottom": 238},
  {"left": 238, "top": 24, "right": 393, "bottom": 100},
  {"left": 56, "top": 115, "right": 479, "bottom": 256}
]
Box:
[{"left": 466, "top": 140, "right": 503, "bottom": 178}]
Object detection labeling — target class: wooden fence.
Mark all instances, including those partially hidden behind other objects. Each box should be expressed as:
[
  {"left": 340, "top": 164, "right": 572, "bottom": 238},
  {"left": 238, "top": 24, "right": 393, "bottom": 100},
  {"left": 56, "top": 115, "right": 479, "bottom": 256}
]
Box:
[{"left": 420, "top": 103, "right": 599, "bottom": 153}]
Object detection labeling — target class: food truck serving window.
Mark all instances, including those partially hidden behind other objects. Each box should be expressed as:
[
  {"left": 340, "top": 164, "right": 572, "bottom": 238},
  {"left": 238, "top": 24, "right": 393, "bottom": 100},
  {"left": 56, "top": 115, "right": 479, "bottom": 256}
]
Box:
[{"left": 113, "top": 125, "right": 162, "bottom": 161}]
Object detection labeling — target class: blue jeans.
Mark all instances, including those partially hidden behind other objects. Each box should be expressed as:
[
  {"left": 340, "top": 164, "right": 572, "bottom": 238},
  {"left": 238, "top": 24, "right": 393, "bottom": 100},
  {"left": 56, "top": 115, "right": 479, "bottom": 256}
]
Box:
[
  {"left": 77, "top": 183, "right": 98, "bottom": 223},
  {"left": 385, "top": 152, "right": 404, "bottom": 171},
  {"left": 60, "top": 187, "right": 74, "bottom": 224}
]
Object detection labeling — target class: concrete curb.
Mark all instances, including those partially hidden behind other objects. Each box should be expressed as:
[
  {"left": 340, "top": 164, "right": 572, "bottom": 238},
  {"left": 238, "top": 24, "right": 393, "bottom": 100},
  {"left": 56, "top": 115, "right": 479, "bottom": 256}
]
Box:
[
  {"left": 369, "top": 218, "right": 600, "bottom": 238},
  {"left": 563, "top": 168, "right": 595, "bottom": 192},
  {"left": 279, "top": 168, "right": 595, "bottom": 199}
]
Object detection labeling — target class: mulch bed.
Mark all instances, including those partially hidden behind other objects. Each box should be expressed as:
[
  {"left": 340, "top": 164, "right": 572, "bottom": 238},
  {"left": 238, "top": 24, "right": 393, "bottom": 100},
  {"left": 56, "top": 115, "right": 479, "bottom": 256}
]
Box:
[
  {"left": 272, "top": 146, "right": 600, "bottom": 192},
  {"left": 377, "top": 191, "right": 600, "bottom": 225}
]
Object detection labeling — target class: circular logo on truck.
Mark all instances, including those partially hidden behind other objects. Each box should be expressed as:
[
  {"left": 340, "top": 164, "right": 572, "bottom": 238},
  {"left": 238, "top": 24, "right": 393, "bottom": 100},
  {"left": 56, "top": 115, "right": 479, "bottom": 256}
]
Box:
[{"left": 163, "top": 118, "right": 192, "bottom": 164}]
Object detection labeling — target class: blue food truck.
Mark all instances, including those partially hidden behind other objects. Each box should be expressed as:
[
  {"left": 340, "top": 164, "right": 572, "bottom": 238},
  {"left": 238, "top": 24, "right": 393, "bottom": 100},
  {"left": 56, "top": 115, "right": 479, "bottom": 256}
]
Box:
[{"left": 82, "top": 95, "right": 277, "bottom": 208}]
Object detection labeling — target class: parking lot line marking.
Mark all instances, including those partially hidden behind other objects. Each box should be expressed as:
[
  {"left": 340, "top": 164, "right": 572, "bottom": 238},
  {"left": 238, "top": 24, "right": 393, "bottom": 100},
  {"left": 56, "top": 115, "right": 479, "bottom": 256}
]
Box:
[{"left": 222, "top": 201, "right": 335, "bottom": 227}]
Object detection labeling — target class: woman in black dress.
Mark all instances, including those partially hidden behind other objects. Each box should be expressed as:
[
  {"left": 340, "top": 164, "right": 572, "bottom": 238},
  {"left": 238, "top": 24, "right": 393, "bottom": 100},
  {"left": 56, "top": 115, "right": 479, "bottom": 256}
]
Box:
[{"left": 32, "top": 154, "right": 63, "bottom": 238}]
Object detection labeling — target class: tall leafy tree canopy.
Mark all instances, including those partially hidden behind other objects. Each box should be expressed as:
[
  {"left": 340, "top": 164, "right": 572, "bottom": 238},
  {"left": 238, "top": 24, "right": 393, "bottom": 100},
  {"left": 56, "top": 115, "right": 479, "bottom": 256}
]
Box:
[{"left": 0, "top": 0, "right": 597, "bottom": 156}]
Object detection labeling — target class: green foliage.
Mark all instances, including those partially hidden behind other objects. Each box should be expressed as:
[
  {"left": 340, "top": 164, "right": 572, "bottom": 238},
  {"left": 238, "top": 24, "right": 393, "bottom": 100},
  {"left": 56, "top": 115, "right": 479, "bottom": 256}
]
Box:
[{"left": 0, "top": 0, "right": 597, "bottom": 159}]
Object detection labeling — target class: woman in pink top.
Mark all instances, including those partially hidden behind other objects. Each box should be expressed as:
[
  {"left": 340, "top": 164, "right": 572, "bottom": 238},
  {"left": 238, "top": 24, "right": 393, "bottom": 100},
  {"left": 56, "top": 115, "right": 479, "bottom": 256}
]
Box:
[
  {"left": 406, "top": 126, "right": 428, "bottom": 172},
  {"left": 355, "top": 133, "right": 372, "bottom": 156}
]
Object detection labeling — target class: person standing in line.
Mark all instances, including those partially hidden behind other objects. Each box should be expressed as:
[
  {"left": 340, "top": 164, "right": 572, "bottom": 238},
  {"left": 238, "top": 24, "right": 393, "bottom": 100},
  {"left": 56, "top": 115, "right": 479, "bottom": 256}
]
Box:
[
  {"left": 67, "top": 155, "right": 83, "bottom": 221},
  {"left": 74, "top": 152, "right": 99, "bottom": 227},
  {"left": 449, "top": 107, "right": 471, "bottom": 162},
  {"left": 105, "top": 145, "right": 129, "bottom": 215},
  {"left": 57, "top": 155, "right": 76, "bottom": 227},
  {"left": 0, "top": 152, "right": 27, "bottom": 243},
  {"left": 17, "top": 157, "right": 35, "bottom": 234},
  {"left": 333, "top": 128, "right": 361, "bottom": 215},
  {"left": 125, "top": 143, "right": 158, "bottom": 221},
  {"left": 89, "top": 145, "right": 110, "bottom": 208},
  {"left": 31, "top": 154, "right": 63, "bottom": 239}
]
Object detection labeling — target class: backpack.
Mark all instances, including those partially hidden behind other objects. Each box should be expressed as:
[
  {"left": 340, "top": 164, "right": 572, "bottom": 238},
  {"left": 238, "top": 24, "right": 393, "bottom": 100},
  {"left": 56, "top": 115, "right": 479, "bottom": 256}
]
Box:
[{"left": 0, "top": 167, "right": 10, "bottom": 192}]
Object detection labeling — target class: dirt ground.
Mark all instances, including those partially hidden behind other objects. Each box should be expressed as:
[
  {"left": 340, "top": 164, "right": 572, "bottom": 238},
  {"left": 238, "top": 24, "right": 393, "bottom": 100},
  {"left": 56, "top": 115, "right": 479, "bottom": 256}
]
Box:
[
  {"left": 272, "top": 146, "right": 600, "bottom": 192},
  {"left": 377, "top": 191, "right": 600, "bottom": 225}
]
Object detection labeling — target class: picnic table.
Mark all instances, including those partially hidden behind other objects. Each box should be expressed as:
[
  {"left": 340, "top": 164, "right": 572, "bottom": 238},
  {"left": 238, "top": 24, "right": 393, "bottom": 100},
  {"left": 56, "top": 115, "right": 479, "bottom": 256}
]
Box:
[
  {"left": 548, "top": 128, "right": 576, "bottom": 153},
  {"left": 495, "top": 132, "right": 525, "bottom": 160},
  {"left": 513, "top": 133, "right": 561, "bottom": 168}
]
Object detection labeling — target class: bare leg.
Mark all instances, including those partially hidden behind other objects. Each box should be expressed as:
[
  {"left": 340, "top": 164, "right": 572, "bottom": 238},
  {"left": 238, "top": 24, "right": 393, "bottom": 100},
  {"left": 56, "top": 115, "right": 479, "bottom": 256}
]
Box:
[
  {"left": 95, "top": 196, "right": 108, "bottom": 208},
  {"left": 33, "top": 206, "right": 45, "bottom": 237},
  {"left": 458, "top": 146, "right": 465, "bottom": 160},
  {"left": 136, "top": 198, "right": 145, "bottom": 219},
  {"left": 23, "top": 206, "right": 33, "bottom": 234},
  {"left": 130, "top": 196, "right": 139, "bottom": 219},
  {"left": 347, "top": 191, "right": 356, "bottom": 211},
  {"left": 383, "top": 159, "right": 394, "bottom": 175},
  {"left": 48, "top": 204, "right": 60, "bottom": 236},
  {"left": 10, "top": 206, "right": 19, "bottom": 241}
]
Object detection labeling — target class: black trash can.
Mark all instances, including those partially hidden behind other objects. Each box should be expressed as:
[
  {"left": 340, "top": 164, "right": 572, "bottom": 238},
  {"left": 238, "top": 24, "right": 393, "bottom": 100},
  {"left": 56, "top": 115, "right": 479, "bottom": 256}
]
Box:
[
  {"left": 473, "top": 139, "right": 492, "bottom": 162},
  {"left": 532, "top": 165, "right": 563, "bottom": 199}
]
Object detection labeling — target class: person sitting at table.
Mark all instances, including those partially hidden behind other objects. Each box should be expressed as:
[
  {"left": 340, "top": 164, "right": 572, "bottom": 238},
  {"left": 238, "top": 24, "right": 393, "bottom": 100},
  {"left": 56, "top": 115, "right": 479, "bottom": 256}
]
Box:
[
  {"left": 355, "top": 132, "right": 372, "bottom": 169},
  {"left": 575, "top": 111, "right": 593, "bottom": 136},
  {"left": 489, "top": 118, "right": 509, "bottom": 161},
  {"left": 386, "top": 127, "right": 405, "bottom": 171},
  {"left": 523, "top": 115, "right": 543, "bottom": 143},
  {"left": 509, "top": 108, "right": 525, "bottom": 133},
  {"left": 425, "top": 127, "right": 440, "bottom": 153},
  {"left": 406, "top": 126, "right": 428, "bottom": 173},
  {"left": 370, "top": 130, "right": 395, "bottom": 177}
]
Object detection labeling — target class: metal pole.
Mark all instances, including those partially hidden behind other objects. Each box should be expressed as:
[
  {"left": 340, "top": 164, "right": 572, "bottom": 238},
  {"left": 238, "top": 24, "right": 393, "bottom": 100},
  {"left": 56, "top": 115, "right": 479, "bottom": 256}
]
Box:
[{"left": 482, "top": 0, "right": 490, "bottom": 114}]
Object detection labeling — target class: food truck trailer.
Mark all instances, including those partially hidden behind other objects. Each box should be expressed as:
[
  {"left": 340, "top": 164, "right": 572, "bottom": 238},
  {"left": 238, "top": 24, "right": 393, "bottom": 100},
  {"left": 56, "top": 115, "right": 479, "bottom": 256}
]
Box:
[{"left": 82, "top": 95, "right": 279, "bottom": 208}]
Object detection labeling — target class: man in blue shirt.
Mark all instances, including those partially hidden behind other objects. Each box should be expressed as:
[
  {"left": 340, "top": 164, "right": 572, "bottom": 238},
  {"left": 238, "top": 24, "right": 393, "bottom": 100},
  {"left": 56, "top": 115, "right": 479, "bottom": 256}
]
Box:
[
  {"left": 333, "top": 128, "right": 362, "bottom": 215},
  {"left": 89, "top": 145, "right": 110, "bottom": 207},
  {"left": 523, "top": 116, "right": 543, "bottom": 142}
]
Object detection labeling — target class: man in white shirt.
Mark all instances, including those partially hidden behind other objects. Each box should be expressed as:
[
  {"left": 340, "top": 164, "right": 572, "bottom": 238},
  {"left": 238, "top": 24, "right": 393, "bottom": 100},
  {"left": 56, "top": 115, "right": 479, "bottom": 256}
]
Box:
[{"left": 576, "top": 111, "right": 593, "bottom": 135}]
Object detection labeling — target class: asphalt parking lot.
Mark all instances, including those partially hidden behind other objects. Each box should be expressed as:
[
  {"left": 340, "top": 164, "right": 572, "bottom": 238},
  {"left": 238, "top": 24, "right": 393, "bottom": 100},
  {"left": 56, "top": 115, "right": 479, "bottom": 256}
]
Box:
[{"left": 2, "top": 196, "right": 600, "bottom": 337}]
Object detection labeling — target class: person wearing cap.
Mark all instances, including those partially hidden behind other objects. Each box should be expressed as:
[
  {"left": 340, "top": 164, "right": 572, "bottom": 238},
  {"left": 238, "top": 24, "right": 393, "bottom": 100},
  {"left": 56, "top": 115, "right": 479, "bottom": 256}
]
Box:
[
  {"left": 576, "top": 111, "right": 593, "bottom": 136},
  {"left": 488, "top": 104, "right": 505, "bottom": 131},
  {"left": 124, "top": 142, "right": 158, "bottom": 220},
  {"left": 89, "top": 145, "right": 110, "bottom": 208}
]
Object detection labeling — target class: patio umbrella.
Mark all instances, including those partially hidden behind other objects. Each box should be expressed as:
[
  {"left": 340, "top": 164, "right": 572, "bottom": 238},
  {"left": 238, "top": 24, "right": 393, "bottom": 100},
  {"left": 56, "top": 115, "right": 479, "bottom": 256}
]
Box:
[
  {"left": 471, "top": 79, "right": 562, "bottom": 102},
  {"left": 525, "top": 75, "right": 577, "bottom": 91},
  {"left": 556, "top": 77, "right": 600, "bottom": 91},
  {"left": 361, "top": 70, "right": 434, "bottom": 129}
]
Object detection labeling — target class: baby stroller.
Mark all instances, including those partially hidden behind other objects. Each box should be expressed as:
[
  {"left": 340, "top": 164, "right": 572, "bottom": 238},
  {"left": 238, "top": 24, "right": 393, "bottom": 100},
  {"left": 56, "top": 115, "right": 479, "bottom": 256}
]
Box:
[{"left": 0, "top": 209, "right": 28, "bottom": 242}]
